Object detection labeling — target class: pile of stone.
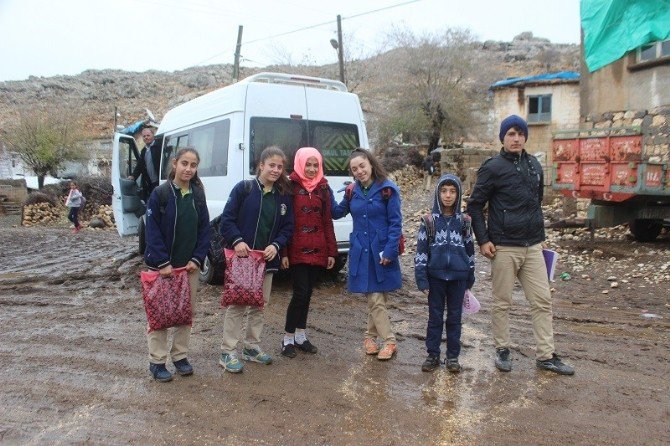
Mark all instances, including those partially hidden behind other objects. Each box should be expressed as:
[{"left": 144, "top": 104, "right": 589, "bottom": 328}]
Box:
[{"left": 22, "top": 202, "right": 61, "bottom": 226}]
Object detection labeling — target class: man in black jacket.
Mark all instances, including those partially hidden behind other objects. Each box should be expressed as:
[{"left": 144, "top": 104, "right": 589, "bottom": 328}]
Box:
[
  {"left": 129, "top": 127, "right": 161, "bottom": 201},
  {"left": 467, "top": 115, "right": 574, "bottom": 375}
]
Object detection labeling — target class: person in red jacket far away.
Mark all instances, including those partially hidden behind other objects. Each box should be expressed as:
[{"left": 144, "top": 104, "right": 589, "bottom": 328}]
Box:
[{"left": 280, "top": 147, "right": 337, "bottom": 358}]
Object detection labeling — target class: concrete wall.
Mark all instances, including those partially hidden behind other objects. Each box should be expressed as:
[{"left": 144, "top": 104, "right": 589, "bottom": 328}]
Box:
[
  {"left": 580, "top": 53, "right": 670, "bottom": 116},
  {"left": 492, "top": 82, "right": 580, "bottom": 166}
]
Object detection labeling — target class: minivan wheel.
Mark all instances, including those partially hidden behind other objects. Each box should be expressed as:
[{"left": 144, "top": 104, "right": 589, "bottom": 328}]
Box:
[{"left": 199, "top": 255, "right": 224, "bottom": 284}]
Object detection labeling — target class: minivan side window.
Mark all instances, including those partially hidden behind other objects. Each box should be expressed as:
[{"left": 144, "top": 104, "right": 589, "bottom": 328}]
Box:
[
  {"left": 161, "top": 134, "right": 189, "bottom": 180},
  {"left": 191, "top": 119, "right": 230, "bottom": 177},
  {"left": 160, "top": 119, "right": 230, "bottom": 180},
  {"left": 249, "top": 117, "right": 358, "bottom": 176}
]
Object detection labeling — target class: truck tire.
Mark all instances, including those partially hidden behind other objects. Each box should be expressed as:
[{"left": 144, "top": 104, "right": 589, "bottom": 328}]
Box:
[
  {"left": 629, "top": 219, "right": 662, "bottom": 242},
  {"left": 138, "top": 218, "right": 146, "bottom": 255},
  {"left": 199, "top": 254, "right": 224, "bottom": 285}
]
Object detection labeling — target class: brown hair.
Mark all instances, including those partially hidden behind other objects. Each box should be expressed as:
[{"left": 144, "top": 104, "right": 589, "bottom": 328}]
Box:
[
  {"left": 256, "top": 146, "right": 291, "bottom": 195},
  {"left": 168, "top": 147, "right": 203, "bottom": 188},
  {"left": 346, "top": 147, "right": 387, "bottom": 184}
]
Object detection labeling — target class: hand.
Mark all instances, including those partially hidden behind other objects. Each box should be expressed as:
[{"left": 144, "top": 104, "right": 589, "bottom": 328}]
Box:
[
  {"left": 326, "top": 256, "right": 335, "bottom": 270},
  {"left": 127, "top": 175, "right": 135, "bottom": 181},
  {"left": 159, "top": 265, "right": 173, "bottom": 277},
  {"left": 480, "top": 241, "right": 496, "bottom": 259},
  {"left": 379, "top": 256, "right": 391, "bottom": 266},
  {"left": 422, "top": 289, "right": 429, "bottom": 296},
  {"left": 263, "top": 244, "right": 278, "bottom": 262},
  {"left": 234, "top": 242, "right": 250, "bottom": 257},
  {"left": 281, "top": 257, "right": 289, "bottom": 269},
  {"left": 185, "top": 261, "right": 198, "bottom": 272}
]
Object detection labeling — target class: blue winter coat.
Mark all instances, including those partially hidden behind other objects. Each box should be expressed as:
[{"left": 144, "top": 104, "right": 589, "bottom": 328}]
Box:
[
  {"left": 332, "top": 179, "right": 403, "bottom": 293},
  {"left": 220, "top": 178, "right": 294, "bottom": 273},
  {"left": 414, "top": 174, "right": 475, "bottom": 291},
  {"left": 144, "top": 181, "right": 212, "bottom": 270}
]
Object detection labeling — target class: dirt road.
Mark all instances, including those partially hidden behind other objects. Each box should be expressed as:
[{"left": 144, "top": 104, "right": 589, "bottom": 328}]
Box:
[{"left": 1, "top": 189, "right": 669, "bottom": 445}]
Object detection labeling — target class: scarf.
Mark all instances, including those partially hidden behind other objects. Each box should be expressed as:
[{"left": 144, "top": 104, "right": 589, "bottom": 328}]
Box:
[{"left": 293, "top": 147, "right": 323, "bottom": 193}]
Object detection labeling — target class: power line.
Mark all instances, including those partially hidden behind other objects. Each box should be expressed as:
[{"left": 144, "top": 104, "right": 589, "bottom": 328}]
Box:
[{"left": 191, "top": 0, "right": 424, "bottom": 67}]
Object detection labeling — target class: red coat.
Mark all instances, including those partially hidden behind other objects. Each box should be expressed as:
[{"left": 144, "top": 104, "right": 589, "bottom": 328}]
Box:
[{"left": 285, "top": 172, "right": 337, "bottom": 267}]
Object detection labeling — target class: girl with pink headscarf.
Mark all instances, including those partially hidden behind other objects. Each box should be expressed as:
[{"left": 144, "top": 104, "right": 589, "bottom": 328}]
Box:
[{"left": 280, "top": 147, "right": 337, "bottom": 358}]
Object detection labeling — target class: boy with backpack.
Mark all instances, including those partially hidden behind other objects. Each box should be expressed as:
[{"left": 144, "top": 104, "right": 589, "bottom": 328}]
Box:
[{"left": 414, "top": 174, "right": 475, "bottom": 372}]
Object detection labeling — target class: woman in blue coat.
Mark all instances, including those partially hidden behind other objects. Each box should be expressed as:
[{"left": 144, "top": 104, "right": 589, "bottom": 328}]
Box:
[{"left": 332, "top": 148, "right": 403, "bottom": 360}]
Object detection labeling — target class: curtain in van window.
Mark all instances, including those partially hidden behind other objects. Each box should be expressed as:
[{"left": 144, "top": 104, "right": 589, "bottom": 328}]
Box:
[{"left": 249, "top": 117, "right": 358, "bottom": 176}]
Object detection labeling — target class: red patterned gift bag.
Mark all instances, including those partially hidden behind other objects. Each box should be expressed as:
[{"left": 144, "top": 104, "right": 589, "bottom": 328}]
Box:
[
  {"left": 221, "top": 249, "right": 266, "bottom": 309},
  {"left": 141, "top": 267, "right": 192, "bottom": 333}
]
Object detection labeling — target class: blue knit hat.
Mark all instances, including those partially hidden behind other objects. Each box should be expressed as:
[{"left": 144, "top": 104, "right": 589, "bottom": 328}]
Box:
[{"left": 499, "top": 115, "right": 528, "bottom": 142}]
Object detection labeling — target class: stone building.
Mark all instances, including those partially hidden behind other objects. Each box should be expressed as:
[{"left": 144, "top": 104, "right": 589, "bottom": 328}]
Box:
[
  {"left": 490, "top": 72, "right": 581, "bottom": 167},
  {"left": 580, "top": 38, "right": 670, "bottom": 163}
]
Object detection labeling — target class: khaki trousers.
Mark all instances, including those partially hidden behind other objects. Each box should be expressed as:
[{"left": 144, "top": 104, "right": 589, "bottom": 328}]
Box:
[
  {"left": 221, "top": 273, "right": 273, "bottom": 354},
  {"left": 365, "top": 292, "right": 397, "bottom": 345},
  {"left": 147, "top": 269, "right": 199, "bottom": 364},
  {"left": 423, "top": 173, "right": 432, "bottom": 191},
  {"left": 490, "top": 244, "right": 555, "bottom": 360}
]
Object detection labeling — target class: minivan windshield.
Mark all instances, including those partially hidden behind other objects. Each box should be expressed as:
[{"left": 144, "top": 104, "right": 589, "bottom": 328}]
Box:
[{"left": 249, "top": 117, "right": 358, "bottom": 176}]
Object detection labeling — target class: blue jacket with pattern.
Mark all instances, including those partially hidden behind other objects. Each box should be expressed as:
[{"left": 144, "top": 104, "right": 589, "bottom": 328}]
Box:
[{"left": 414, "top": 174, "right": 475, "bottom": 292}]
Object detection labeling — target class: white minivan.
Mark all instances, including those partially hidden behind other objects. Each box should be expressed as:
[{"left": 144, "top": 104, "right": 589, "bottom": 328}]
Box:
[{"left": 111, "top": 72, "right": 368, "bottom": 283}]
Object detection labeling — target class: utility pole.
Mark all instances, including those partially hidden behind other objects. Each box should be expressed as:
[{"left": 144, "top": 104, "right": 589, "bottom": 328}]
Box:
[
  {"left": 232, "top": 25, "right": 243, "bottom": 83},
  {"left": 336, "top": 15, "right": 345, "bottom": 85}
]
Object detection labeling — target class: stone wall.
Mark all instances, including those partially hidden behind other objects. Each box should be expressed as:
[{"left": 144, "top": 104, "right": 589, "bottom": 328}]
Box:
[
  {"left": 582, "top": 106, "right": 670, "bottom": 163},
  {"left": 438, "top": 147, "right": 498, "bottom": 195}
]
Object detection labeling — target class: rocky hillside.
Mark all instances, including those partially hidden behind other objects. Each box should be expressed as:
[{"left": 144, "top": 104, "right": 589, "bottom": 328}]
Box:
[{"left": 0, "top": 32, "right": 578, "bottom": 140}]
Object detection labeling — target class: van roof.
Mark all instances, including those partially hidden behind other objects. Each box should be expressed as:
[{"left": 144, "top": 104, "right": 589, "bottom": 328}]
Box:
[{"left": 158, "top": 72, "right": 350, "bottom": 134}]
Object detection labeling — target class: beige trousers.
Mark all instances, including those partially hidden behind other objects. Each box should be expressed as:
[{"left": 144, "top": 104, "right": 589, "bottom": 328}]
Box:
[
  {"left": 423, "top": 173, "right": 432, "bottom": 191},
  {"left": 365, "top": 292, "right": 397, "bottom": 345},
  {"left": 147, "top": 269, "right": 199, "bottom": 364},
  {"left": 221, "top": 273, "right": 274, "bottom": 354},
  {"left": 490, "top": 243, "right": 555, "bottom": 360}
]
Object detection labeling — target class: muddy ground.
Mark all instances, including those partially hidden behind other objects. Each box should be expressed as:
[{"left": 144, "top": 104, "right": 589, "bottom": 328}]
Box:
[{"left": 1, "top": 187, "right": 669, "bottom": 446}]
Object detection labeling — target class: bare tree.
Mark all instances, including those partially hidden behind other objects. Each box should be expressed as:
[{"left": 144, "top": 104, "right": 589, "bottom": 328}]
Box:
[
  {"left": 373, "top": 27, "right": 497, "bottom": 150},
  {"left": 3, "top": 111, "right": 86, "bottom": 189}
]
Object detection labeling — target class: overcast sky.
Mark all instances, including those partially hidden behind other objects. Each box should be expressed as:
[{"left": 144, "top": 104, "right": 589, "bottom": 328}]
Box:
[{"left": 0, "top": 0, "right": 581, "bottom": 82}]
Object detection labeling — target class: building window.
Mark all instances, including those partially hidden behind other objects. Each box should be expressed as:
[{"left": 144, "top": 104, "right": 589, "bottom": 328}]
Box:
[
  {"left": 528, "top": 94, "right": 551, "bottom": 123},
  {"left": 638, "top": 39, "right": 670, "bottom": 62}
]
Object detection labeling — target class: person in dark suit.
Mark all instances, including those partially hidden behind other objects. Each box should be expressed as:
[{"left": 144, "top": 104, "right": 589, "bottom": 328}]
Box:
[{"left": 129, "top": 127, "right": 161, "bottom": 200}]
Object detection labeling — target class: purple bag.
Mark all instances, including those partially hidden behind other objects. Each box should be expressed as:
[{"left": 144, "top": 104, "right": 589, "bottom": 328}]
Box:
[{"left": 463, "top": 289, "right": 481, "bottom": 314}]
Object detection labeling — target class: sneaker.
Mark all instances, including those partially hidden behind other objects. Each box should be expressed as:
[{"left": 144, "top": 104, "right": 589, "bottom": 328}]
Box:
[
  {"left": 149, "top": 363, "right": 173, "bottom": 382},
  {"left": 495, "top": 348, "right": 512, "bottom": 372},
  {"left": 295, "top": 339, "right": 318, "bottom": 354},
  {"left": 364, "top": 338, "right": 380, "bottom": 355},
  {"left": 281, "top": 342, "right": 297, "bottom": 358},
  {"left": 242, "top": 347, "right": 273, "bottom": 365},
  {"left": 377, "top": 343, "right": 397, "bottom": 361},
  {"left": 219, "top": 353, "right": 243, "bottom": 373},
  {"left": 172, "top": 358, "right": 194, "bottom": 376},
  {"left": 446, "top": 357, "right": 462, "bottom": 373},
  {"left": 421, "top": 355, "right": 440, "bottom": 372},
  {"left": 536, "top": 353, "right": 575, "bottom": 376}
]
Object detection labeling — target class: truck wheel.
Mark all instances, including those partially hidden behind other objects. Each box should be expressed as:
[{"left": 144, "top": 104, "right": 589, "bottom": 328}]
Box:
[
  {"left": 138, "top": 218, "right": 146, "bottom": 255},
  {"left": 629, "top": 219, "right": 663, "bottom": 242},
  {"left": 199, "top": 255, "right": 224, "bottom": 284}
]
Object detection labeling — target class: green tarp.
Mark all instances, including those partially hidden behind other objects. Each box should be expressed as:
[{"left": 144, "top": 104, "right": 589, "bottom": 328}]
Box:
[{"left": 581, "top": 0, "right": 670, "bottom": 72}]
